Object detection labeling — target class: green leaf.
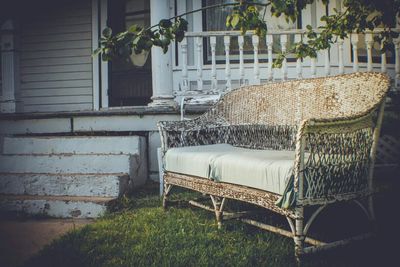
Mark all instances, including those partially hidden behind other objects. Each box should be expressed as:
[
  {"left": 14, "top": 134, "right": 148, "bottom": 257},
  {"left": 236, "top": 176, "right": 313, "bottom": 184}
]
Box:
[
  {"left": 231, "top": 14, "right": 240, "bottom": 28},
  {"left": 102, "top": 27, "right": 112, "bottom": 38},
  {"left": 226, "top": 15, "right": 231, "bottom": 28},
  {"left": 159, "top": 19, "right": 172, "bottom": 28},
  {"left": 128, "top": 24, "right": 140, "bottom": 33}
]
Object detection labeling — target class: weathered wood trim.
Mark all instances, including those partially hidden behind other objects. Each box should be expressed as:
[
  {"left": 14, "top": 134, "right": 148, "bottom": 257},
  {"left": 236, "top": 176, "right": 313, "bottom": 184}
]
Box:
[{"left": 91, "top": 0, "right": 100, "bottom": 110}]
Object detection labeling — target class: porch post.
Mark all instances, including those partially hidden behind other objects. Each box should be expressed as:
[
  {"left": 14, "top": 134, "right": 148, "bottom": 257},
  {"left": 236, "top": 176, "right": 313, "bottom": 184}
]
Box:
[
  {"left": 0, "top": 20, "right": 21, "bottom": 113},
  {"left": 148, "top": 0, "right": 176, "bottom": 108}
]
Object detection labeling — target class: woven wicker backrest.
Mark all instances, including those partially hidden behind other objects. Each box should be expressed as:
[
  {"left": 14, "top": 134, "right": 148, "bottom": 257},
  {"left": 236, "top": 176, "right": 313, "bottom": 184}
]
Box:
[{"left": 214, "top": 72, "right": 390, "bottom": 126}]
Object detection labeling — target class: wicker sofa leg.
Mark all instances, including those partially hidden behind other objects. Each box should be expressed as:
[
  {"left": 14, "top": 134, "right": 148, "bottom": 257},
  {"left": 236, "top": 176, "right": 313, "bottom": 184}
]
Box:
[
  {"left": 163, "top": 184, "right": 173, "bottom": 210},
  {"left": 210, "top": 195, "right": 226, "bottom": 229},
  {"left": 294, "top": 207, "right": 305, "bottom": 265}
]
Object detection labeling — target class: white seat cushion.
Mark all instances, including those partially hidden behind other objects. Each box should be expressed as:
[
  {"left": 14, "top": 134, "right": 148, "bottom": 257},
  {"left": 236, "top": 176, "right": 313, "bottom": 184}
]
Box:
[{"left": 164, "top": 144, "right": 296, "bottom": 195}]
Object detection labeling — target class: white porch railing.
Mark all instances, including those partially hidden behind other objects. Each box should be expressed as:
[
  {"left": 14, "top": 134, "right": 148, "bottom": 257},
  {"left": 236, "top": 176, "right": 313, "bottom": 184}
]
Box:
[{"left": 172, "top": 29, "right": 400, "bottom": 96}]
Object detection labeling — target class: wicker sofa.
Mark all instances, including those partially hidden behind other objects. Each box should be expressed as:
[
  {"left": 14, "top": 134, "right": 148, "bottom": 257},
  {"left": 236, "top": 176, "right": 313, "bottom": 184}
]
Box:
[{"left": 158, "top": 72, "right": 390, "bottom": 261}]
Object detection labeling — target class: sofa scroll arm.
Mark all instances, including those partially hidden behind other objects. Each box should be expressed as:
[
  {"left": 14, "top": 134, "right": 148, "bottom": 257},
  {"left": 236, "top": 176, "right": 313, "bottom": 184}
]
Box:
[{"left": 292, "top": 107, "right": 384, "bottom": 207}]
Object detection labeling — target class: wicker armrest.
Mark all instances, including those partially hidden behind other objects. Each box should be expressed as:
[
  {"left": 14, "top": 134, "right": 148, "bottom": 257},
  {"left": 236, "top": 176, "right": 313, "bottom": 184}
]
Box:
[
  {"left": 157, "top": 117, "right": 230, "bottom": 151},
  {"left": 291, "top": 112, "right": 378, "bottom": 206}
]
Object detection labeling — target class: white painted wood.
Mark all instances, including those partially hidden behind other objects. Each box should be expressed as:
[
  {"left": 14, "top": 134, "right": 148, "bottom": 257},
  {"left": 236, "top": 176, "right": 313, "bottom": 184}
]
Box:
[
  {"left": 310, "top": 57, "right": 317, "bottom": 78},
  {"left": 224, "top": 35, "right": 231, "bottom": 90},
  {"left": 23, "top": 103, "right": 92, "bottom": 112},
  {"left": 1, "top": 20, "right": 20, "bottom": 113},
  {"left": 252, "top": 35, "right": 260, "bottom": 85},
  {"left": 0, "top": 173, "right": 129, "bottom": 197},
  {"left": 324, "top": 48, "right": 330, "bottom": 76},
  {"left": 18, "top": 0, "right": 94, "bottom": 113},
  {"left": 280, "top": 34, "right": 288, "bottom": 80},
  {"left": 91, "top": 0, "right": 100, "bottom": 110},
  {"left": 395, "top": 38, "right": 400, "bottom": 88},
  {"left": 266, "top": 34, "right": 273, "bottom": 80},
  {"left": 365, "top": 33, "right": 374, "bottom": 72},
  {"left": 100, "top": 0, "right": 109, "bottom": 108},
  {"left": 181, "top": 38, "right": 189, "bottom": 91},
  {"left": 21, "top": 32, "right": 92, "bottom": 44},
  {"left": 210, "top": 36, "right": 217, "bottom": 91},
  {"left": 338, "top": 38, "right": 344, "bottom": 74},
  {"left": 21, "top": 23, "right": 92, "bottom": 37},
  {"left": 21, "top": 95, "right": 93, "bottom": 105},
  {"left": 21, "top": 72, "right": 92, "bottom": 82},
  {"left": 0, "top": 196, "right": 109, "bottom": 218},
  {"left": 238, "top": 35, "right": 245, "bottom": 86},
  {"left": 0, "top": 118, "right": 72, "bottom": 134},
  {"left": 0, "top": 154, "right": 134, "bottom": 173},
  {"left": 3, "top": 136, "right": 141, "bottom": 155},
  {"left": 22, "top": 40, "right": 91, "bottom": 51},
  {"left": 21, "top": 64, "right": 92, "bottom": 74},
  {"left": 381, "top": 41, "right": 387, "bottom": 73},
  {"left": 351, "top": 34, "right": 359, "bottom": 72},
  {"left": 73, "top": 114, "right": 180, "bottom": 132},
  {"left": 21, "top": 48, "right": 91, "bottom": 60},
  {"left": 20, "top": 56, "right": 91, "bottom": 67},
  {"left": 196, "top": 36, "right": 203, "bottom": 91},
  {"left": 294, "top": 34, "right": 302, "bottom": 79},
  {"left": 20, "top": 80, "right": 92, "bottom": 89},
  {"left": 22, "top": 87, "right": 92, "bottom": 97}
]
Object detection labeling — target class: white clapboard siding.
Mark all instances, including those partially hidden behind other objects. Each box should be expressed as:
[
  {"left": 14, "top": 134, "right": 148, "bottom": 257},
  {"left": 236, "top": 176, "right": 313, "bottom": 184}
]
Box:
[
  {"left": 22, "top": 95, "right": 93, "bottom": 105},
  {"left": 22, "top": 40, "right": 91, "bottom": 52},
  {"left": 27, "top": 15, "right": 92, "bottom": 27},
  {"left": 22, "top": 87, "right": 93, "bottom": 97},
  {"left": 19, "top": 0, "right": 93, "bottom": 113},
  {"left": 22, "top": 32, "right": 92, "bottom": 44},
  {"left": 21, "top": 64, "right": 92, "bottom": 74},
  {"left": 21, "top": 80, "right": 92, "bottom": 90},
  {"left": 21, "top": 48, "right": 91, "bottom": 60},
  {"left": 21, "top": 72, "right": 92, "bottom": 82},
  {"left": 21, "top": 56, "right": 91, "bottom": 67},
  {"left": 23, "top": 103, "right": 93, "bottom": 112},
  {"left": 22, "top": 23, "right": 92, "bottom": 37}
]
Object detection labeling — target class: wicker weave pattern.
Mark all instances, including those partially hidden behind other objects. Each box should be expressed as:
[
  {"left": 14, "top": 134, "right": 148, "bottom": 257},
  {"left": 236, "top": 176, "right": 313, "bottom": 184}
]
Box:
[{"left": 303, "top": 128, "right": 373, "bottom": 200}]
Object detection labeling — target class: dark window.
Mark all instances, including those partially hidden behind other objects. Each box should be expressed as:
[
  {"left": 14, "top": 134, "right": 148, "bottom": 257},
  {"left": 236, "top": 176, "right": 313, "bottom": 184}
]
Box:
[{"left": 108, "top": 0, "right": 152, "bottom": 106}]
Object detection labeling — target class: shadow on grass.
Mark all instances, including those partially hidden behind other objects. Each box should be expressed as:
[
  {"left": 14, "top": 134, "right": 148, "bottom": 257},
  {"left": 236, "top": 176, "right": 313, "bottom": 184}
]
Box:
[{"left": 22, "top": 181, "right": 398, "bottom": 267}]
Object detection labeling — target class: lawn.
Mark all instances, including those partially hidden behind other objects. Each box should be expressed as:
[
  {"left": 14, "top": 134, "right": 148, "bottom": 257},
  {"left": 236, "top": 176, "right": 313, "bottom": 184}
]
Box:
[{"left": 23, "top": 182, "right": 398, "bottom": 267}]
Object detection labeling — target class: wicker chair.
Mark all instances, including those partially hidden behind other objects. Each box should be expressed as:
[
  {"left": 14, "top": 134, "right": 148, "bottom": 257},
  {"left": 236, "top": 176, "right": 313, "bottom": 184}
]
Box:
[{"left": 158, "top": 72, "right": 390, "bottom": 262}]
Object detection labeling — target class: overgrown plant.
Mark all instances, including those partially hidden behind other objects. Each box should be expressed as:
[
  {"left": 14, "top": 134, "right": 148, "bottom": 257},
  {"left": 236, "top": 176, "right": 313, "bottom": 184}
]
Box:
[{"left": 94, "top": 0, "right": 400, "bottom": 68}]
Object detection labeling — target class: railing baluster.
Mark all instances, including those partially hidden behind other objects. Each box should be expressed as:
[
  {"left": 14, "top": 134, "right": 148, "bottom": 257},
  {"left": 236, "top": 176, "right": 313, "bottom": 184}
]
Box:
[
  {"left": 351, "top": 33, "right": 359, "bottom": 72},
  {"left": 380, "top": 39, "right": 387, "bottom": 73},
  {"left": 294, "top": 34, "right": 302, "bottom": 79},
  {"left": 365, "top": 33, "right": 374, "bottom": 72},
  {"left": 196, "top": 36, "right": 203, "bottom": 91},
  {"left": 324, "top": 49, "right": 330, "bottom": 76},
  {"left": 280, "top": 34, "right": 288, "bottom": 80},
  {"left": 224, "top": 36, "right": 231, "bottom": 91},
  {"left": 181, "top": 37, "right": 189, "bottom": 92},
  {"left": 238, "top": 35, "right": 245, "bottom": 86},
  {"left": 252, "top": 35, "right": 260, "bottom": 84},
  {"left": 338, "top": 38, "right": 344, "bottom": 74},
  {"left": 310, "top": 57, "right": 317, "bottom": 78},
  {"left": 210, "top": 36, "right": 217, "bottom": 91},
  {"left": 266, "top": 34, "right": 273, "bottom": 81},
  {"left": 395, "top": 37, "right": 400, "bottom": 89}
]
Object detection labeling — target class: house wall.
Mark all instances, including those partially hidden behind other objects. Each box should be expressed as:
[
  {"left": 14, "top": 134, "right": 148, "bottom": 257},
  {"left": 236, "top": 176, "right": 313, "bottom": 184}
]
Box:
[{"left": 19, "top": 0, "right": 93, "bottom": 112}]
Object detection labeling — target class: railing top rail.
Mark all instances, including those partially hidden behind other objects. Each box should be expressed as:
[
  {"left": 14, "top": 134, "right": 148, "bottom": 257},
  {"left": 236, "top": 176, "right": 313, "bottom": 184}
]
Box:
[{"left": 184, "top": 28, "right": 400, "bottom": 37}]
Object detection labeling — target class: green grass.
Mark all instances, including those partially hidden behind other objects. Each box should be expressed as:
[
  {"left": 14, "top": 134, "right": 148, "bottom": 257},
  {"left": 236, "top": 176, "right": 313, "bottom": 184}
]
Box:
[{"left": 22, "top": 183, "right": 398, "bottom": 267}]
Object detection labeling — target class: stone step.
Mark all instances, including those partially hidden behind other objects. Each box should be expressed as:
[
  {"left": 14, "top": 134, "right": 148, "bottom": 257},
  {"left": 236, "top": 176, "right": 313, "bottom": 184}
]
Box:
[
  {"left": 0, "top": 173, "right": 129, "bottom": 197},
  {"left": 0, "top": 194, "right": 114, "bottom": 218},
  {"left": 0, "top": 154, "right": 135, "bottom": 174},
  {"left": 2, "top": 136, "right": 143, "bottom": 155}
]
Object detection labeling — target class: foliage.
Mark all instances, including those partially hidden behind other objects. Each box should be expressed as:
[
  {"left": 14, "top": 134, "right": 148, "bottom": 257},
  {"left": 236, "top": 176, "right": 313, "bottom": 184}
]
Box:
[{"left": 94, "top": 0, "right": 400, "bottom": 68}]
